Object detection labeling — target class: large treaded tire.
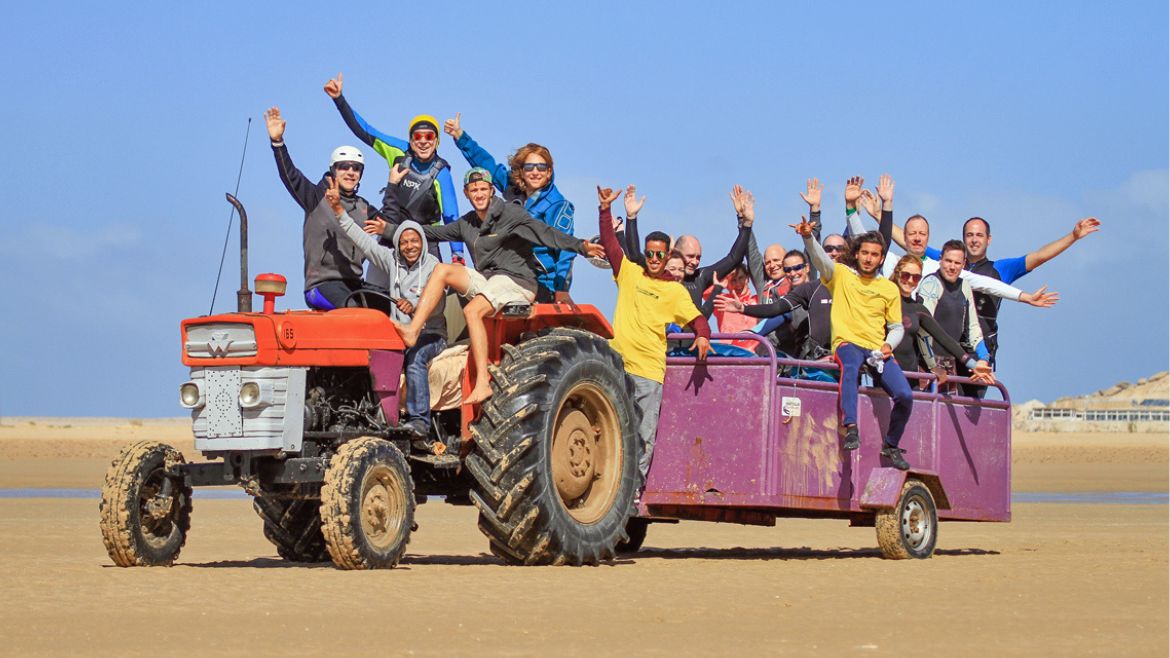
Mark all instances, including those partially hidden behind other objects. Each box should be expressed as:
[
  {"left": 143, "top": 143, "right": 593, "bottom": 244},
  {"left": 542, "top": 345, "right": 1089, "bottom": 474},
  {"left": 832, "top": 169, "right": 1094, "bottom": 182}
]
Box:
[
  {"left": 616, "top": 518, "right": 650, "bottom": 554},
  {"left": 253, "top": 490, "right": 329, "bottom": 563},
  {"left": 99, "top": 440, "right": 193, "bottom": 567},
  {"left": 876, "top": 479, "right": 938, "bottom": 559},
  {"left": 467, "top": 327, "right": 642, "bottom": 566},
  {"left": 320, "top": 437, "right": 415, "bottom": 570}
]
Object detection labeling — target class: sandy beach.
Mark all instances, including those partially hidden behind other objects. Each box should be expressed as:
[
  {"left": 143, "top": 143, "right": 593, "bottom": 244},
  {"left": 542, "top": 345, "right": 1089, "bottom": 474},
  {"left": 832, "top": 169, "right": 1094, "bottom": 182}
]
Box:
[{"left": 0, "top": 418, "right": 1165, "bottom": 656}]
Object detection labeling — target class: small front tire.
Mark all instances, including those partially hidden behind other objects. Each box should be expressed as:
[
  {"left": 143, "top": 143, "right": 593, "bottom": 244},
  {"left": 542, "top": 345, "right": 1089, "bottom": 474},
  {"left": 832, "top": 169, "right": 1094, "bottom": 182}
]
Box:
[
  {"left": 99, "top": 441, "right": 193, "bottom": 567},
  {"left": 320, "top": 437, "right": 415, "bottom": 570}
]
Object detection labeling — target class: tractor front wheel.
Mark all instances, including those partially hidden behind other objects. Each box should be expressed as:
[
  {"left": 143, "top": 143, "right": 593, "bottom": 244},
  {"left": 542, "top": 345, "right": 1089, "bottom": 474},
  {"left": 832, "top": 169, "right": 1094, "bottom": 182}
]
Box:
[
  {"left": 99, "top": 441, "right": 193, "bottom": 567},
  {"left": 320, "top": 437, "right": 415, "bottom": 569}
]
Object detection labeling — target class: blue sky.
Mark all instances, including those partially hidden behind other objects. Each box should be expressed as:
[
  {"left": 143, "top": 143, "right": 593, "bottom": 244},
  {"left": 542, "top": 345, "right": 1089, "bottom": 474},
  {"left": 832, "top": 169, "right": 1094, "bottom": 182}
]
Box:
[{"left": 1, "top": 2, "right": 1166, "bottom": 416}]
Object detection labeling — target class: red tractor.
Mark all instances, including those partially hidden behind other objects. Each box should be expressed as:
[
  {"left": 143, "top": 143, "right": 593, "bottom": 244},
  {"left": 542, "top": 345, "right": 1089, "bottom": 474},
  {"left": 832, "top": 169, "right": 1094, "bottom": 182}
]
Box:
[{"left": 99, "top": 195, "right": 642, "bottom": 569}]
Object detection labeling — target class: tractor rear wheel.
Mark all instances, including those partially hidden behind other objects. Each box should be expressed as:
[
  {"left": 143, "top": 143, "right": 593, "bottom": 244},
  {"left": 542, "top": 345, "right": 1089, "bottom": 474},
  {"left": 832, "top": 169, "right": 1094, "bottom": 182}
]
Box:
[
  {"left": 320, "top": 437, "right": 415, "bottom": 569},
  {"left": 99, "top": 441, "right": 193, "bottom": 567},
  {"left": 467, "top": 328, "right": 642, "bottom": 565},
  {"left": 616, "top": 518, "right": 650, "bottom": 554},
  {"left": 253, "top": 489, "right": 329, "bottom": 563}
]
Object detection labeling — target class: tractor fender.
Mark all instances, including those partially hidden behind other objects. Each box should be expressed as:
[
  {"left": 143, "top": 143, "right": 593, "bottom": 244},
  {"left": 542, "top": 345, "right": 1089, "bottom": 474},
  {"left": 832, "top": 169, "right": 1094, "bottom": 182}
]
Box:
[{"left": 860, "top": 468, "right": 951, "bottom": 510}]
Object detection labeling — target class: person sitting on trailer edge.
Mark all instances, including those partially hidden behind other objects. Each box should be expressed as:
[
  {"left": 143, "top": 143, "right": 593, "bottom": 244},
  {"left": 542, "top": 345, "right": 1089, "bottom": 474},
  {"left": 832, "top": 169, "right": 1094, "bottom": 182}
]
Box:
[
  {"left": 597, "top": 184, "right": 712, "bottom": 483},
  {"left": 264, "top": 106, "right": 382, "bottom": 310},
  {"left": 326, "top": 170, "right": 448, "bottom": 444},
  {"left": 798, "top": 218, "right": 914, "bottom": 471},
  {"left": 391, "top": 168, "right": 605, "bottom": 405}
]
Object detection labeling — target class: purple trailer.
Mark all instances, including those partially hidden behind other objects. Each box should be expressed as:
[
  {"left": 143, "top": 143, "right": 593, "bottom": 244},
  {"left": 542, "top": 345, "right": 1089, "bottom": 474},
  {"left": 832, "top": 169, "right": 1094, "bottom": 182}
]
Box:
[{"left": 631, "top": 333, "right": 1012, "bottom": 559}]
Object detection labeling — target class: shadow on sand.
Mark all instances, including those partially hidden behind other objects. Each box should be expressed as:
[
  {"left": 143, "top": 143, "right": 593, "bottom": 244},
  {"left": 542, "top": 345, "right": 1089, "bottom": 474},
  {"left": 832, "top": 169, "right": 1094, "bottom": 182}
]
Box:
[{"left": 628, "top": 546, "right": 1000, "bottom": 561}]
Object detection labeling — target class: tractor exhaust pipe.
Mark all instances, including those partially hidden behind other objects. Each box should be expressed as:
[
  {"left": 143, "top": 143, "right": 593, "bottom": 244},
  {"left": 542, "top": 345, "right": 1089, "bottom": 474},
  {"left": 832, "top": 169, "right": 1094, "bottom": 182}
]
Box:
[{"left": 225, "top": 193, "right": 251, "bottom": 312}]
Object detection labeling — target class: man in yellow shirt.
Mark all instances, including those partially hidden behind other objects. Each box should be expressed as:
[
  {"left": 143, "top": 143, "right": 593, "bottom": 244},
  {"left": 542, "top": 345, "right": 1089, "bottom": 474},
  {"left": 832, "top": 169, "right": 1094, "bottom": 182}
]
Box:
[
  {"left": 597, "top": 185, "right": 712, "bottom": 480},
  {"left": 797, "top": 218, "right": 913, "bottom": 470}
]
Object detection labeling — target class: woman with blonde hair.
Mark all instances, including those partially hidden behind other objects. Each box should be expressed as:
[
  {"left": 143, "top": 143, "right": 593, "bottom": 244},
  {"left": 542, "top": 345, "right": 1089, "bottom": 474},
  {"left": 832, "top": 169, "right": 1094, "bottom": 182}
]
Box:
[
  {"left": 444, "top": 113, "right": 576, "bottom": 303},
  {"left": 890, "top": 254, "right": 993, "bottom": 386}
]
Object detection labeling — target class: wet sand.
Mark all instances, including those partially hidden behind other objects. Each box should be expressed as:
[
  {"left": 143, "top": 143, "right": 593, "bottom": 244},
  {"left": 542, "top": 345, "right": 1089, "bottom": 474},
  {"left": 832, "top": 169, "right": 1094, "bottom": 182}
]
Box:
[{"left": 0, "top": 419, "right": 1166, "bottom": 656}]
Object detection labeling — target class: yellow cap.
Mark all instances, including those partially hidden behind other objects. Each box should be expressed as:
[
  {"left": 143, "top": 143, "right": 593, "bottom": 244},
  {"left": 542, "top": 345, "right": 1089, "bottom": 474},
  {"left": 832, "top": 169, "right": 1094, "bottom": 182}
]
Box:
[{"left": 408, "top": 114, "right": 441, "bottom": 143}]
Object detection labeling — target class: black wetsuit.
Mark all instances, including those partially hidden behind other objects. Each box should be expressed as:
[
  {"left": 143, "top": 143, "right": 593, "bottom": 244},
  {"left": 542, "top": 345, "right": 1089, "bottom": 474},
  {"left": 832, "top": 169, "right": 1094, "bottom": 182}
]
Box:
[
  {"left": 894, "top": 295, "right": 974, "bottom": 375},
  {"left": 682, "top": 225, "right": 753, "bottom": 317},
  {"left": 742, "top": 279, "right": 833, "bottom": 360}
]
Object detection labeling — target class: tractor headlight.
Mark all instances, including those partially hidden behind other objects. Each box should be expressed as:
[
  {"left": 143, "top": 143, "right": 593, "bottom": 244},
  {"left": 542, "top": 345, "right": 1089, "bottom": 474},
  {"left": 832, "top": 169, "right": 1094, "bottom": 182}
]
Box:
[
  {"left": 239, "top": 382, "right": 261, "bottom": 408},
  {"left": 179, "top": 382, "right": 204, "bottom": 408},
  {"left": 238, "top": 380, "right": 274, "bottom": 409}
]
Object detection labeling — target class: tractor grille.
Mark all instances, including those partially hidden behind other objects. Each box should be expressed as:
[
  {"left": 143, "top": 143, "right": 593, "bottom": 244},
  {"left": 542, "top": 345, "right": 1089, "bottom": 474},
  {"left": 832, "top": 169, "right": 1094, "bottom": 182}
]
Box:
[
  {"left": 186, "top": 323, "right": 258, "bottom": 359},
  {"left": 190, "top": 366, "right": 305, "bottom": 451}
]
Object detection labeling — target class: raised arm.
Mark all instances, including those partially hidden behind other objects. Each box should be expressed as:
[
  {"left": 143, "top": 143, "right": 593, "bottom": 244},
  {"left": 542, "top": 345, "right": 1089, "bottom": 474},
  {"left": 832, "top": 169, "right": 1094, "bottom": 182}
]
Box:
[
  {"left": 793, "top": 216, "right": 834, "bottom": 283},
  {"left": 704, "top": 185, "right": 756, "bottom": 279},
  {"left": 1024, "top": 217, "right": 1101, "bottom": 271},
  {"left": 738, "top": 186, "right": 765, "bottom": 291},
  {"left": 265, "top": 107, "right": 323, "bottom": 212},
  {"left": 622, "top": 185, "right": 647, "bottom": 268},
  {"left": 957, "top": 268, "right": 1060, "bottom": 307},
  {"left": 799, "top": 178, "right": 825, "bottom": 280},
  {"left": 446, "top": 114, "right": 511, "bottom": 194},
  {"left": 844, "top": 176, "right": 867, "bottom": 237},
  {"left": 324, "top": 73, "right": 408, "bottom": 153},
  {"left": 597, "top": 186, "right": 625, "bottom": 277}
]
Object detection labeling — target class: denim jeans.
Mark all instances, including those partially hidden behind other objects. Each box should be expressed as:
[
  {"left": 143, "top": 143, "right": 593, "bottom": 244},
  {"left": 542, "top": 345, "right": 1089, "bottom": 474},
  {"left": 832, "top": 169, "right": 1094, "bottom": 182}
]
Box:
[
  {"left": 403, "top": 332, "right": 447, "bottom": 426},
  {"left": 833, "top": 342, "right": 914, "bottom": 448}
]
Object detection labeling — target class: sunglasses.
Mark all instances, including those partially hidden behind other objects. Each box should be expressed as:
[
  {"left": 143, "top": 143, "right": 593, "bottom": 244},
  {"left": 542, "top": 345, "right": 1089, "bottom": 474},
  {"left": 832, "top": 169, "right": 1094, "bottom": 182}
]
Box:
[
  {"left": 824, "top": 244, "right": 846, "bottom": 253},
  {"left": 521, "top": 162, "right": 550, "bottom": 172},
  {"left": 783, "top": 263, "right": 806, "bottom": 274},
  {"left": 643, "top": 249, "right": 667, "bottom": 261},
  {"left": 334, "top": 162, "right": 364, "bottom": 172},
  {"left": 899, "top": 272, "right": 923, "bottom": 284},
  {"left": 411, "top": 131, "right": 437, "bottom": 142}
]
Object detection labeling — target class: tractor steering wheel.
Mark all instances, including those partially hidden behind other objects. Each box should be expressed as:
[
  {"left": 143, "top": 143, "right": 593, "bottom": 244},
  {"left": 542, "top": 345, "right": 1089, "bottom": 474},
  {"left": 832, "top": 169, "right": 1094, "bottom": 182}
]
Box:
[{"left": 343, "top": 289, "right": 396, "bottom": 316}]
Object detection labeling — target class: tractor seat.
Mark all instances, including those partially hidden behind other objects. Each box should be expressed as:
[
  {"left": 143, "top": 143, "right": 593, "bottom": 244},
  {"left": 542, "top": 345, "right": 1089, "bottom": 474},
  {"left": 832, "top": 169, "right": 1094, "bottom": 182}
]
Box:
[{"left": 499, "top": 302, "right": 533, "bottom": 318}]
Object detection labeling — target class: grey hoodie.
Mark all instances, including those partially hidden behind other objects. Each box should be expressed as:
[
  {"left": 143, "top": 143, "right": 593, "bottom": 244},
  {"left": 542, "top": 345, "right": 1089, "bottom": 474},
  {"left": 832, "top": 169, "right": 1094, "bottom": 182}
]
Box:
[{"left": 338, "top": 215, "right": 447, "bottom": 337}]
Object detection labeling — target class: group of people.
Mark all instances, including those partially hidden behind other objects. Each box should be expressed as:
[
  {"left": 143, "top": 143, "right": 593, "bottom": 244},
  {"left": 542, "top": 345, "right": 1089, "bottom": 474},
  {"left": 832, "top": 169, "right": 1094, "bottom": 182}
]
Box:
[{"left": 266, "top": 74, "right": 1100, "bottom": 473}]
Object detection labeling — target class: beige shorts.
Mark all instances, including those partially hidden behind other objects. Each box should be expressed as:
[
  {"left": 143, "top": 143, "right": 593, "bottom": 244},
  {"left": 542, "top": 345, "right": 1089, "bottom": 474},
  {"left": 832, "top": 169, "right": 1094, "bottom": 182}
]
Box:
[{"left": 462, "top": 269, "right": 535, "bottom": 311}]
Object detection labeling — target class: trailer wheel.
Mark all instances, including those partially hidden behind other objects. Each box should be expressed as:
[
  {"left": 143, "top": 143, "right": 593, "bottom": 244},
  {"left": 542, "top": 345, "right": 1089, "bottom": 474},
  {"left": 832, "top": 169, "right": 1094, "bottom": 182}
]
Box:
[
  {"left": 467, "top": 328, "right": 642, "bottom": 565},
  {"left": 253, "top": 491, "right": 329, "bottom": 563},
  {"left": 616, "top": 518, "right": 649, "bottom": 554},
  {"left": 320, "top": 437, "right": 414, "bottom": 569},
  {"left": 99, "top": 441, "right": 192, "bottom": 567},
  {"left": 876, "top": 479, "right": 938, "bottom": 559}
]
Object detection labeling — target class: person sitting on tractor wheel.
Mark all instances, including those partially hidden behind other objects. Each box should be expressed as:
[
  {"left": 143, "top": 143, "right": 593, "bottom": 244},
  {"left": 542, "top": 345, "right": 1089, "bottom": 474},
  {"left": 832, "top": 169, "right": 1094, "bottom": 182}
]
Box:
[
  {"left": 326, "top": 170, "right": 447, "bottom": 441},
  {"left": 798, "top": 218, "right": 914, "bottom": 471},
  {"left": 264, "top": 106, "right": 383, "bottom": 310},
  {"left": 444, "top": 112, "right": 577, "bottom": 303},
  {"left": 391, "top": 168, "right": 605, "bottom": 405},
  {"left": 323, "top": 72, "right": 465, "bottom": 265},
  {"left": 597, "top": 184, "right": 713, "bottom": 482}
]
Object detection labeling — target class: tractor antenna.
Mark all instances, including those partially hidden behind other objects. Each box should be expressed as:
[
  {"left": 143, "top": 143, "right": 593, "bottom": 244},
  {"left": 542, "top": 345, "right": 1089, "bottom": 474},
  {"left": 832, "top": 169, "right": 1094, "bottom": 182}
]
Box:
[{"left": 208, "top": 117, "right": 252, "bottom": 315}]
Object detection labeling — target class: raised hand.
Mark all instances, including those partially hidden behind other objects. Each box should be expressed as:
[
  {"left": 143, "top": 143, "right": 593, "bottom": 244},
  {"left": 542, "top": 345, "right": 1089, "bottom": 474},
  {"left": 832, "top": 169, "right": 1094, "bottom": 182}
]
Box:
[
  {"left": 799, "top": 177, "right": 823, "bottom": 212},
  {"left": 789, "top": 215, "right": 818, "bottom": 238},
  {"left": 323, "top": 72, "right": 343, "bottom": 99},
  {"left": 388, "top": 163, "right": 410, "bottom": 185},
  {"left": 1019, "top": 285, "right": 1060, "bottom": 308},
  {"left": 1073, "top": 217, "right": 1101, "bottom": 240},
  {"left": 876, "top": 173, "right": 895, "bottom": 210},
  {"left": 624, "top": 184, "right": 646, "bottom": 218},
  {"left": 713, "top": 294, "right": 744, "bottom": 313},
  {"left": 325, "top": 176, "right": 344, "bottom": 217},
  {"left": 444, "top": 112, "right": 463, "bottom": 140},
  {"left": 844, "top": 176, "right": 864, "bottom": 208},
  {"left": 363, "top": 217, "right": 388, "bottom": 235},
  {"left": 264, "top": 106, "right": 286, "bottom": 142},
  {"left": 596, "top": 185, "right": 620, "bottom": 210},
  {"left": 858, "top": 189, "right": 881, "bottom": 221}
]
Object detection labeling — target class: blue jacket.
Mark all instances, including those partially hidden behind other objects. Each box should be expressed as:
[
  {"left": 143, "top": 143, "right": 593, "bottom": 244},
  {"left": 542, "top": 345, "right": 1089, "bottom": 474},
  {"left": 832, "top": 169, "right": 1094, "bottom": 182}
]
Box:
[{"left": 455, "top": 131, "right": 576, "bottom": 293}]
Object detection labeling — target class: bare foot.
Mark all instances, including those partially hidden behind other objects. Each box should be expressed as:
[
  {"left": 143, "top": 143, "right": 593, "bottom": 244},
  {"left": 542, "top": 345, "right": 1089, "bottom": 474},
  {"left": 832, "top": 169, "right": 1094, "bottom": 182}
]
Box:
[
  {"left": 464, "top": 382, "right": 494, "bottom": 405},
  {"left": 392, "top": 320, "right": 420, "bottom": 347}
]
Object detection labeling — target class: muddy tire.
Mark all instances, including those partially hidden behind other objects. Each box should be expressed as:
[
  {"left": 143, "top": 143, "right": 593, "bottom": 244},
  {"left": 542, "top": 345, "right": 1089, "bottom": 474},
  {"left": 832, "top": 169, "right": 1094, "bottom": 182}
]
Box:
[
  {"left": 320, "top": 437, "right": 414, "bottom": 569},
  {"left": 876, "top": 479, "right": 938, "bottom": 559},
  {"left": 253, "top": 491, "right": 329, "bottom": 563},
  {"left": 99, "top": 441, "right": 193, "bottom": 567},
  {"left": 467, "top": 328, "right": 642, "bottom": 566},
  {"left": 616, "top": 518, "right": 649, "bottom": 554}
]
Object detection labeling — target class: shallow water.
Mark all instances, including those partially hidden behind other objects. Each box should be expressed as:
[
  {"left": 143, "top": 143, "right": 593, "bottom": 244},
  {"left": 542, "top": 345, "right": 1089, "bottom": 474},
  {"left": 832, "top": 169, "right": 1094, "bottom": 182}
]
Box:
[{"left": 1, "top": 489, "right": 1165, "bottom": 504}]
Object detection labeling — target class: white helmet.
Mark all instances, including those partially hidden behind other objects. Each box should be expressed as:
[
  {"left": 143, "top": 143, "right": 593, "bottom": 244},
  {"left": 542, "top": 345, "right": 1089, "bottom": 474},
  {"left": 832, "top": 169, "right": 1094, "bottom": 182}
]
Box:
[{"left": 330, "top": 145, "right": 365, "bottom": 167}]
